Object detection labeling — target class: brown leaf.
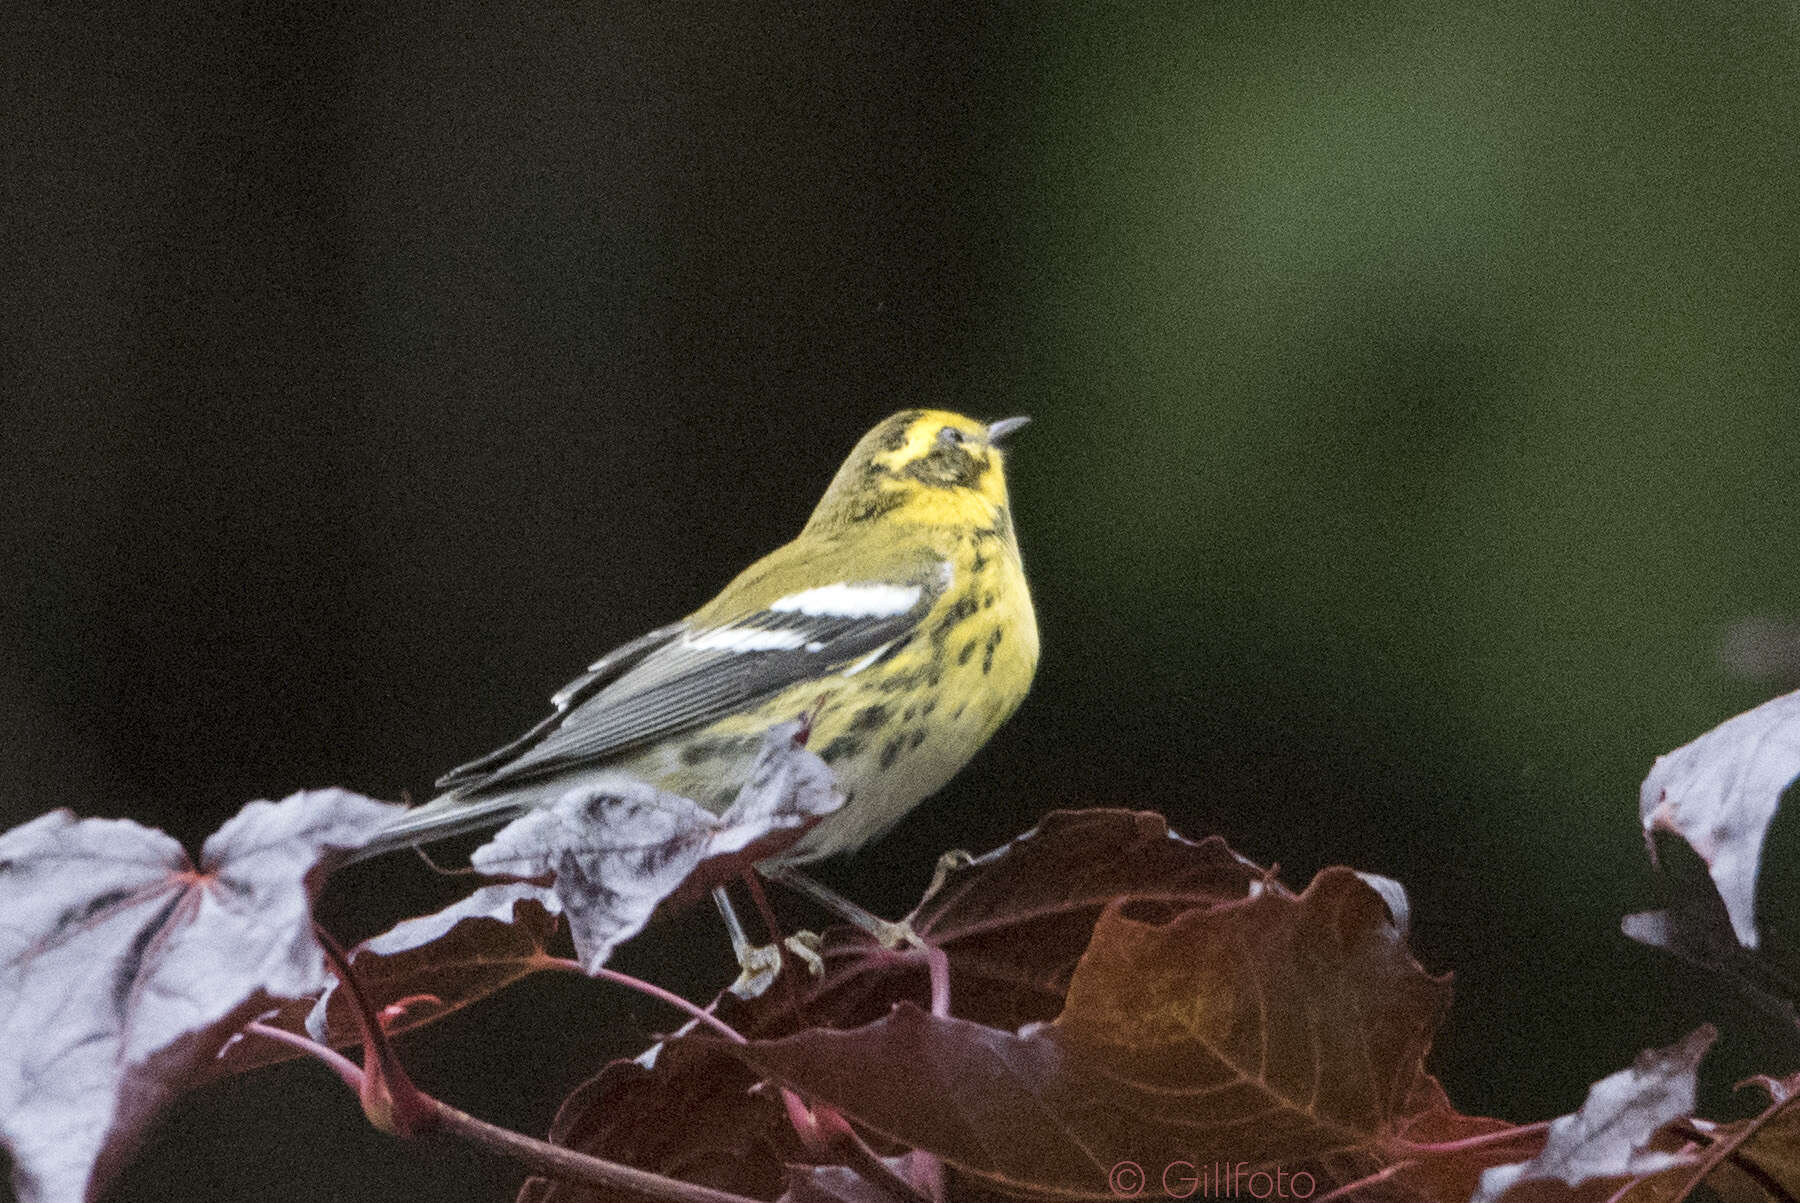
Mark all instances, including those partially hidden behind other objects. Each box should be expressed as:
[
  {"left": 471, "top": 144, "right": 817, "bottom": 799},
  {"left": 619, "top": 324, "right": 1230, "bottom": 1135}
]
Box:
[
  {"left": 1617, "top": 1079, "right": 1800, "bottom": 1203},
  {"left": 518, "top": 1039, "right": 807, "bottom": 1203},
  {"left": 903, "top": 809, "right": 1269, "bottom": 1024},
  {"left": 1708, "top": 1098, "right": 1800, "bottom": 1202},
  {"left": 525, "top": 813, "right": 1273, "bottom": 1200},
  {"left": 725, "top": 866, "right": 1515, "bottom": 1200},
  {"left": 737, "top": 809, "right": 1270, "bottom": 1039}
]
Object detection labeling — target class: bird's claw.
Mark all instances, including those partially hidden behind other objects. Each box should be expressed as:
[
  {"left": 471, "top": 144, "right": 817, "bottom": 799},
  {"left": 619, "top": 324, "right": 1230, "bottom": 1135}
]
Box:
[
  {"left": 783, "top": 932, "right": 826, "bottom": 976},
  {"left": 874, "top": 918, "right": 922, "bottom": 951},
  {"left": 728, "top": 940, "right": 783, "bottom": 1000}
]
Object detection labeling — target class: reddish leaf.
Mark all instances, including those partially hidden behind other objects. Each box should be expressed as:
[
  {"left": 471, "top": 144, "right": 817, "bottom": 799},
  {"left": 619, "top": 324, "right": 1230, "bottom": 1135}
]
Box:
[
  {"left": 898, "top": 809, "right": 1268, "bottom": 1023},
  {"left": 1601, "top": 1075, "right": 1800, "bottom": 1203},
  {"left": 209, "top": 896, "right": 564, "bottom": 1077},
  {"left": 528, "top": 819, "right": 1522, "bottom": 1202},
  {"left": 526, "top": 813, "right": 1271, "bottom": 1199},
  {"left": 741, "top": 809, "right": 1270, "bottom": 1039},
  {"left": 1705, "top": 1094, "right": 1800, "bottom": 1202},
  {"left": 1622, "top": 830, "right": 1800, "bottom": 1023},
  {"left": 726, "top": 867, "right": 1516, "bottom": 1200},
  {"left": 1624, "top": 693, "right": 1800, "bottom": 1017},
  {"left": 0, "top": 792, "right": 401, "bottom": 1203},
  {"left": 778, "top": 1163, "right": 914, "bottom": 1203},
  {"left": 517, "top": 1040, "right": 806, "bottom": 1203}
]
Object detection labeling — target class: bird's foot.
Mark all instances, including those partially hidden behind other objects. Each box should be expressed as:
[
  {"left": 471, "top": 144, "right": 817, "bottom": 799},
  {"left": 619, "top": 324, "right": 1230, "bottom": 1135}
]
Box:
[
  {"left": 783, "top": 931, "right": 826, "bottom": 976},
  {"left": 728, "top": 940, "right": 783, "bottom": 999},
  {"left": 874, "top": 918, "right": 923, "bottom": 951}
]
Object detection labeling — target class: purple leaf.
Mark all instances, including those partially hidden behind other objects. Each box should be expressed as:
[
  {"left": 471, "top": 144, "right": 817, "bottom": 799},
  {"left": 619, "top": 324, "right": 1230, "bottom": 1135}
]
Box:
[
  {"left": 303, "top": 884, "right": 548, "bottom": 1043},
  {"left": 780, "top": 1159, "right": 919, "bottom": 1203},
  {"left": 1470, "top": 1026, "right": 1714, "bottom": 1203},
  {"left": 357, "top": 723, "right": 840, "bottom": 974},
  {"left": 1635, "top": 689, "right": 1800, "bottom": 948},
  {"left": 0, "top": 790, "right": 402, "bottom": 1203}
]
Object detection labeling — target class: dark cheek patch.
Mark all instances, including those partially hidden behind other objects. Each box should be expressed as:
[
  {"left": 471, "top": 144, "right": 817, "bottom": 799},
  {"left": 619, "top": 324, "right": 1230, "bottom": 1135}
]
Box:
[{"left": 904, "top": 444, "right": 987, "bottom": 489}]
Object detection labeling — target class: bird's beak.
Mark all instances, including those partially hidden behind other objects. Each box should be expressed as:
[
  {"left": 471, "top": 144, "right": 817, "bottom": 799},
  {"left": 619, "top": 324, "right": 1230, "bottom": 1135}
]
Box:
[{"left": 985, "top": 415, "right": 1031, "bottom": 444}]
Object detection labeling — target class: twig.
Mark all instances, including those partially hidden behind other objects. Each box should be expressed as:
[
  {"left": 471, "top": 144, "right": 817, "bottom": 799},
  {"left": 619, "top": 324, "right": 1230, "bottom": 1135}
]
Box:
[
  {"left": 1393, "top": 1119, "right": 1551, "bottom": 1155},
  {"left": 282, "top": 940, "right": 770, "bottom": 1203},
  {"left": 246, "top": 1024, "right": 766, "bottom": 1203},
  {"left": 431, "top": 1101, "right": 768, "bottom": 1203},
  {"left": 1666, "top": 1087, "right": 1800, "bottom": 1201}
]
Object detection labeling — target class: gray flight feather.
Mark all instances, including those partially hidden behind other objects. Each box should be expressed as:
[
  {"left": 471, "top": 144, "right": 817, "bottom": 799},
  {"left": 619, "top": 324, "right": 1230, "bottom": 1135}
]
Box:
[{"left": 350, "top": 565, "right": 945, "bottom": 863}]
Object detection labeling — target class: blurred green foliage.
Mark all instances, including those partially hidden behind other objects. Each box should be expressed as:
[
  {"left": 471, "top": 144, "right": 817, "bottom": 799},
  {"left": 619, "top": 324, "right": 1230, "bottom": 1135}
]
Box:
[{"left": 984, "top": 0, "right": 1800, "bottom": 1115}]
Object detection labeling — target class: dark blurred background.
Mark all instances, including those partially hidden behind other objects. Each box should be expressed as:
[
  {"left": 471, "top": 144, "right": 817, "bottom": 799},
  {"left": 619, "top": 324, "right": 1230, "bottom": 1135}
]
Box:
[{"left": 6, "top": 3, "right": 1800, "bottom": 1200}]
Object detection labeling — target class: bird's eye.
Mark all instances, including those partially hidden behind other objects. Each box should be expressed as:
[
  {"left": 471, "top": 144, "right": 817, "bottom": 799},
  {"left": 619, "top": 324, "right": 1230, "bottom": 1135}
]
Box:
[{"left": 936, "top": 426, "right": 965, "bottom": 446}]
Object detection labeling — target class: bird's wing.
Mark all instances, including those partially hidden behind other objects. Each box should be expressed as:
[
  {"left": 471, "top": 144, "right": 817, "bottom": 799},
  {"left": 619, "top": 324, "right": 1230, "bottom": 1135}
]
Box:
[
  {"left": 435, "top": 621, "right": 687, "bottom": 789},
  {"left": 441, "top": 543, "right": 950, "bottom": 797}
]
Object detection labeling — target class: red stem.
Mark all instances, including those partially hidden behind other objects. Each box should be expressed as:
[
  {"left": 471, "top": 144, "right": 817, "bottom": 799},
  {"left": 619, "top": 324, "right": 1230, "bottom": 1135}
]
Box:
[
  {"left": 315, "top": 923, "right": 438, "bottom": 1134},
  {"left": 920, "top": 942, "right": 951, "bottom": 1018},
  {"left": 1394, "top": 1119, "right": 1551, "bottom": 1155},
  {"left": 250, "top": 974, "right": 771, "bottom": 1203},
  {"left": 541, "top": 956, "right": 747, "bottom": 1044},
  {"left": 1312, "top": 1158, "right": 1415, "bottom": 1202},
  {"left": 1666, "top": 1087, "right": 1800, "bottom": 1201},
  {"left": 1313, "top": 1119, "right": 1554, "bottom": 1201},
  {"left": 243, "top": 1021, "right": 363, "bottom": 1093},
  {"left": 742, "top": 871, "right": 785, "bottom": 944}
]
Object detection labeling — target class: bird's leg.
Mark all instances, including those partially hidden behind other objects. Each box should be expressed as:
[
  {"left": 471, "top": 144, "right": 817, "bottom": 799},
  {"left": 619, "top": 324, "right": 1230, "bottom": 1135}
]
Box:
[
  {"left": 762, "top": 864, "right": 919, "bottom": 951},
  {"left": 763, "top": 866, "right": 948, "bottom": 1013},
  {"left": 713, "top": 885, "right": 781, "bottom": 999},
  {"left": 742, "top": 870, "right": 825, "bottom": 976}
]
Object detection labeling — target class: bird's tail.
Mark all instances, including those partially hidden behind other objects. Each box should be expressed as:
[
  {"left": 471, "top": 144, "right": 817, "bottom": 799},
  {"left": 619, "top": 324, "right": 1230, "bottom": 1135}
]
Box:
[{"left": 342, "top": 792, "right": 529, "bottom": 866}]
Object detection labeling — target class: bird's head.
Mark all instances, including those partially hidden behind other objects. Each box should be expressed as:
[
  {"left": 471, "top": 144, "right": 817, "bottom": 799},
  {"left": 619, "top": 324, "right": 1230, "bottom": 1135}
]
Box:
[{"left": 807, "top": 409, "right": 1029, "bottom": 532}]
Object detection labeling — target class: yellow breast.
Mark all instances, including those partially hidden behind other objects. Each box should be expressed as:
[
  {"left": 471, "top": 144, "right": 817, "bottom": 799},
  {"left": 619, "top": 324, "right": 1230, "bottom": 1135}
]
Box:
[{"left": 618, "top": 529, "right": 1037, "bottom": 861}]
